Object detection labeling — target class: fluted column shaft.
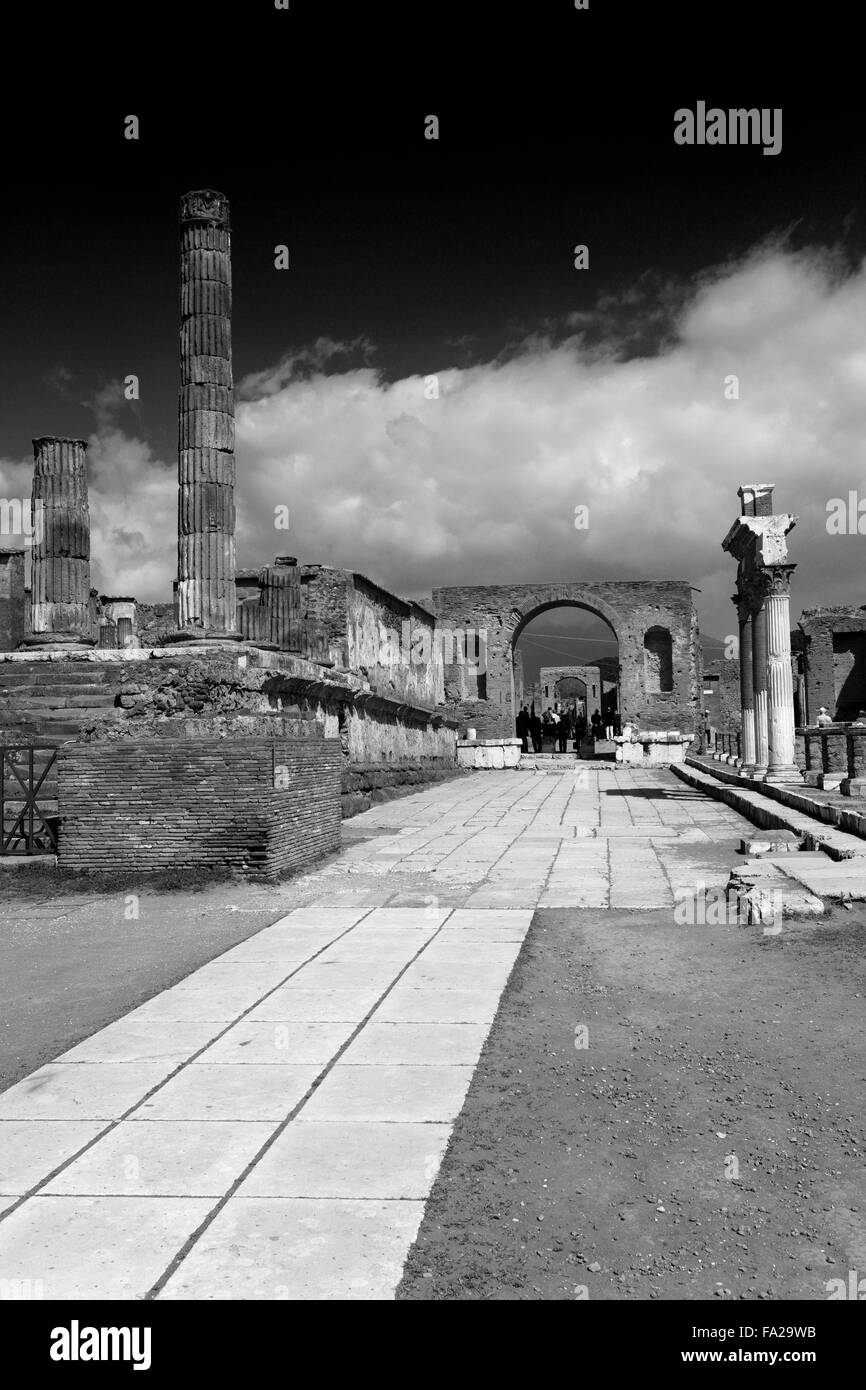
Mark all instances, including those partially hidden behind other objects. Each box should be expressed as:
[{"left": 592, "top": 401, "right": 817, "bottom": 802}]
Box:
[
  {"left": 26, "top": 437, "right": 94, "bottom": 646},
  {"left": 764, "top": 564, "right": 800, "bottom": 780},
  {"left": 259, "top": 558, "right": 301, "bottom": 649},
  {"left": 175, "top": 189, "right": 238, "bottom": 639},
  {"left": 733, "top": 591, "right": 756, "bottom": 773},
  {"left": 751, "top": 589, "right": 769, "bottom": 776}
]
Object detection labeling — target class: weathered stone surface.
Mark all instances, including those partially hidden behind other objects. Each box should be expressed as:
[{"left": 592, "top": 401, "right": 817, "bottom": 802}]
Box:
[
  {"left": 0, "top": 550, "right": 25, "bottom": 651},
  {"left": 174, "top": 190, "right": 238, "bottom": 639},
  {"left": 27, "top": 438, "right": 93, "bottom": 645},
  {"left": 433, "top": 581, "right": 699, "bottom": 740}
]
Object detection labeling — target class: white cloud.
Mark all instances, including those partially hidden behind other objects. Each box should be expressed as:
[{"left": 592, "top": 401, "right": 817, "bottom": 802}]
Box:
[{"left": 5, "top": 243, "right": 866, "bottom": 644}]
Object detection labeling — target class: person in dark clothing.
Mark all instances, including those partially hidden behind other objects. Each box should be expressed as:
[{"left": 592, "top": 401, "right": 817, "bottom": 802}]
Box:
[
  {"left": 530, "top": 706, "right": 542, "bottom": 753},
  {"left": 542, "top": 709, "right": 556, "bottom": 751},
  {"left": 516, "top": 704, "right": 530, "bottom": 753},
  {"left": 558, "top": 709, "right": 571, "bottom": 753},
  {"left": 590, "top": 709, "right": 603, "bottom": 739}
]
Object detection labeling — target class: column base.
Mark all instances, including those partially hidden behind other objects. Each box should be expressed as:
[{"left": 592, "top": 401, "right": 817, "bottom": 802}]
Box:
[
  {"left": 164, "top": 630, "right": 243, "bottom": 647},
  {"left": 738, "top": 763, "right": 757, "bottom": 778},
  {"left": 840, "top": 778, "right": 866, "bottom": 797},
  {"left": 752, "top": 764, "right": 768, "bottom": 779},
  {"left": 817, "top": 772, "right": 844, "bottom": 790},
  {"left": 763, "top": 766, "right": 803, "bottom": 784},
  {"left": 19, "top": 634, "right": 97, "bottom": 649}
]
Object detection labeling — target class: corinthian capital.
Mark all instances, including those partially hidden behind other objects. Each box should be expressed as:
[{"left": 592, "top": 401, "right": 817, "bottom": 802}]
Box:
[
  {"left": 179, "top": 189, "right": 230, "bottom": 227},
  {"left": 764, "top": 563, "right": 797, "bottom": 598}
]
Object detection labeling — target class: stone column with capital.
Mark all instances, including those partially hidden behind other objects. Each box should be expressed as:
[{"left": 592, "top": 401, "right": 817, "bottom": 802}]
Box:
[
  {"left": 763, "top": 564, "right": 801, "bottom": 781},
  {"left": 750, "top": 583, "right": 769, "bottom": 777},
  {"left": 23, "top": 437, "right": 95, "bottom": 647},
  {"left": 173, "top": 189, "right": 239, "bottom": 642},
  {"left": 733, "top": 590, "right": 756, "bottom": 775}
]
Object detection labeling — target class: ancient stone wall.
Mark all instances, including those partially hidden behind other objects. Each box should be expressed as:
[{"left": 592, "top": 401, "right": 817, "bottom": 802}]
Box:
[
  {"left": 341, "top": 762, "right": 468, "bottom": 818},
  {"left": 0, "top": 649, "right": 458, "bottom": 815},
  {"left": 58, "top": 736, "right": 341, "bottom": 878},
  {"left": 0, "top": 550, "right": 25, "bottom": 650},
  {"left": 133, "top": 602, "right": 175, "bottom": 647},
  {"left": 433, "top": 581, "right": 699, "bottom": 739},
  {"left": 799, "top": 607, "right": 866, "bottom": 723},
  {"left": 301, "top": 565, "right": 441, "bottom": 708},
  {"left": 538, "top": 664, "right": 607, "bottom": 712},
  {"left": 703, "top": 656, "right": 741, "bottom": 730}
]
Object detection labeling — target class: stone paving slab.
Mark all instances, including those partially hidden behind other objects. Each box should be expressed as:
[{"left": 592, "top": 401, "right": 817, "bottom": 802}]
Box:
[
  {"left": 0, "top": 1062, "right": 175, "bottom": 1122},
  {"left": 0, "top": 768, "right": 765, "bottom": 1299},
  {"left": 158, "top": 1197, "right": 426, "bottom": 1301},
  {"left": 0, "top": 1121, "right": 106, "bottom": 1195},
  {"left": 238, "top": 1122, "right": 452, "bottom": 1199},
  {"left": 43, "top": 1121, "right": 277, "bottom": 1196},
  {"left": 0, "top": 1196, "right": 214, "bottom": 1299}
]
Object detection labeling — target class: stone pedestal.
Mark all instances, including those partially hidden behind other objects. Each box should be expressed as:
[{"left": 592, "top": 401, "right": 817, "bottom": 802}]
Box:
[
  {"left": 457, "top": 737, "right": 522, "bottom": 769},
  {"left": 841, "top": 727, "right": 866, "bottom": 796},
  {"left": 801, "top": 727, "right": 822, "bottom": 785},
  {"left": 172, "top": 190, "right": 239, "bottom": 642},
  {"left": 22, "top": 437, "right": 95, "bottom": 648},
  {"left": 614, "top": 730, "right": 693, "bottom": 765},
  {"left": 817, "top": 726, "right": 847, "bottom": 789},
  {"left": 794, "top": 730, "right": 807, "bottom": 772}
]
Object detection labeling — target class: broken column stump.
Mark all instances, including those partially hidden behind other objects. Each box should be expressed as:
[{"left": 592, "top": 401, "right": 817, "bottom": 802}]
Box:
[{"left": 23, "top": 437, "right": 95, "bottom": 647}]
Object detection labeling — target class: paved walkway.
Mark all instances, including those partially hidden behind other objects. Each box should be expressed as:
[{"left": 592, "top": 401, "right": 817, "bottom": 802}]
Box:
[{"left": 0, "top": 768, "right": 755, "bottom": 1299}]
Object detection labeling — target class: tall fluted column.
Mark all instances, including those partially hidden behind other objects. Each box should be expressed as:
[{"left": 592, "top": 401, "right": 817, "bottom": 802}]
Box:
[
  {"left": 24, "top": 437, "right": 94, "bottom": 647},
  {"left": 173, "top": 188, "right": 239, "bottom": 641},
  {"left": 764, "top": 563, "right": 801, "bottom": 781},
  {"left": 751, "top": 583, "right": 769, "bottom": 777},
  {"left": 733, "top": 590, "right": 756, "bottom": 775}
]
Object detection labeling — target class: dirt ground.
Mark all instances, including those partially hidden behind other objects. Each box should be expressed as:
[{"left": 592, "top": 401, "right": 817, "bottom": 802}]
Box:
[
  {"left": 0, "top": 861, "right": 340, "bottom": 1090},
  {"left": 398, "top": 902, "right": 866, "bottom": 1301}
]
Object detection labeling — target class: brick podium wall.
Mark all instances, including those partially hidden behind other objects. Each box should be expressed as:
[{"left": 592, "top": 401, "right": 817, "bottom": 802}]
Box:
[{"left": 58, "top": 737, "right": 342, "bottom": 878}]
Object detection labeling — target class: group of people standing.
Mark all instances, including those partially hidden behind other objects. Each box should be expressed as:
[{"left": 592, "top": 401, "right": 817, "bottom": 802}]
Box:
[{"left": 515, "top": 703, "right": 619, "bottom": 754}]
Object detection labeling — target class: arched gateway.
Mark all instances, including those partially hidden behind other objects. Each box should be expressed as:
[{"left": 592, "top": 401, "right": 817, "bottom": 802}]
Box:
[{"left": 432, "top": 580, "right": 701, "bottom": 741}]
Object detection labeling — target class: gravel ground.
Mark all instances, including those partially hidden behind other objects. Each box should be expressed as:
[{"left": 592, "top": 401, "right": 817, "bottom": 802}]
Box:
[{"left": 398, "top": 902, "right": 866, "bottom": 1301}]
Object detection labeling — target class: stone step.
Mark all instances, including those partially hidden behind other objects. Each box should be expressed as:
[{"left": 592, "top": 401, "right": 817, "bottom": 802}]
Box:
[
  {"left": 674, "top": 759, "right": 866, "bottom": 860},
  {"left": 0, "top": 693, "right": 117, "bottom": 709},
  {"left": 0, "top": 666, "right": 112, "bottom": 685},
  {"left": 0, "top": 722, "right": 99, "bottom": 745},
  {"left": 0, "top": 705, "right": 123, "bottom": 720}
]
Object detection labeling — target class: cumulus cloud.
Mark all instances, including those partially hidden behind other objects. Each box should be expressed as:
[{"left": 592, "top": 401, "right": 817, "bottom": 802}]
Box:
[
  {"left": 5, "top": 243, "right": 866, "bottom": 641},
  {"left": 235, "top": 242, "right": 866, "bottom": 640}
]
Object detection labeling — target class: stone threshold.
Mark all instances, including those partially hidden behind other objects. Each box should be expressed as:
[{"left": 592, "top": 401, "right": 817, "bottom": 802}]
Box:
[{"left": 672, "top": 758, "right": 866, "bottom": 860}]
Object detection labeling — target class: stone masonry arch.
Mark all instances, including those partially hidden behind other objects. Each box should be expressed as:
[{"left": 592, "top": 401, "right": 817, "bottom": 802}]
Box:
[{"left": 432, "top": 579, "right": 701, "bottom": 739}]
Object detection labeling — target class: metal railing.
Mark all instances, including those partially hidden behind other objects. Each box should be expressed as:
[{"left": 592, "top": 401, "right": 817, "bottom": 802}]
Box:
[{"left": 0, "top": 745, "right": 58, "bottom": 854}]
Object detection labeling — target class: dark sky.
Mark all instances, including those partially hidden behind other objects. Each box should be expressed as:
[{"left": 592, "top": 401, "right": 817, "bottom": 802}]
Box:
[
  {"left": 3, "top": 7, "right": 860, "bottom": 466},
  {"left": 1, "top": 4, "right": 863, "bottom": 644}
]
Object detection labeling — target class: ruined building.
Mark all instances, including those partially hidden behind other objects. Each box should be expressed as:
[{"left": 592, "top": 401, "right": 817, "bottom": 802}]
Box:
[{"left": 0, "top": 190, "right": 456, "bottom": 873}]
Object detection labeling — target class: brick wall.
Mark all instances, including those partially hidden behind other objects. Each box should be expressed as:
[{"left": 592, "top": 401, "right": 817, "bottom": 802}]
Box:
[
  {"left": 58, "top": 736, "right": 342, "bottom": 879},
  {"left": 799, "top": 608, "right": 866, "bottom": 722},
  {"left": 703, "top": 657, "right": 741, "bottom": 730}
]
